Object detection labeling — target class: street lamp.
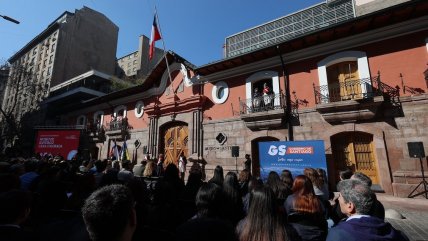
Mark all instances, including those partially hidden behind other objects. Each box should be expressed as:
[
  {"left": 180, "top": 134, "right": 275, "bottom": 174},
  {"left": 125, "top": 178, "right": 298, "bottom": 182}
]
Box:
[{"left": 0, "top": 14, "right": 20, "bottom": 24}]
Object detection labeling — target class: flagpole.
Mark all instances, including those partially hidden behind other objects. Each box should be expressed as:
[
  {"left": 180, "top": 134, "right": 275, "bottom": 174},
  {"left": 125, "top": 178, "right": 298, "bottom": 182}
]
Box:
[{"left": 154, "top": 7, "right": 175, "bottom": 95}]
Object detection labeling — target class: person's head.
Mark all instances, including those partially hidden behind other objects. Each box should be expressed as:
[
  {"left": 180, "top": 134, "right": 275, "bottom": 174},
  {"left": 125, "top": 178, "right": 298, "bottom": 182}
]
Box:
[
  {"left": 195, "top": 182, "right": 224, "bottom": 218},
  {"left": 224, "top": 171, "right": 238, "bottom": 188},
  {"left": 240, "top": 186, "right": 288, "bottom": 241},
  {"left": 158, "top": 154, "right": 164, "bottom": 160},
  {"left": 82, "top": 184, "right": 136, "bottom": 241},
  {"left": 280, "top": 169, "right": 293, "bottom": 189},
  {"left": 351, "top": 172, "right": 372, "bottom": 187},
  {"left": 291, "top": 175, "right": 321, "bottom": 214},
  {"left": 337, "top": 179, "right": 374, "bottom": 216},
  {"left": 143, "top": 161, "right": 156, "bottom": 177},
  {"left": 95, "top": 160, "right": 107, "bottom": 173},
  {"left": 112, "top": 160, "right": 120, "bottom": 170},
  {"left": 121, "top": 160, "right": 131, "bottom": 170},
  {"left": 164, "top": 163, "right": 180, "bottom": 181},
  {"left": 238, "top": 169, "right": 251, "bottom": 183},
  {"left": 211, "top": 165, "right": 224, "bottom": 184},
  {"left": 339, "top": 168, "right": 353, "bottom": 180},
  {"left": 0, "top": 190, "right": 32, "bottom": 225},
  {"left": 291, "top": 175, "right": 315, "bottom": 196},
  {"left": 303, "top": 167, "right": 323, "bottom": 188},
  {"left": 245, "top": 154, "right": 250, "bottom": 159}
]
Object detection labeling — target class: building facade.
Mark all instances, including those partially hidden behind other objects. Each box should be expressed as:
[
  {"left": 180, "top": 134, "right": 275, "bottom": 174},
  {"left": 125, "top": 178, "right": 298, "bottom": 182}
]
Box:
[
  {"left": 1, "top": 7, "right": 118, "bottom": 122},
  {"left": 54, "top": 0, "right": 427, "bottom": 197}
]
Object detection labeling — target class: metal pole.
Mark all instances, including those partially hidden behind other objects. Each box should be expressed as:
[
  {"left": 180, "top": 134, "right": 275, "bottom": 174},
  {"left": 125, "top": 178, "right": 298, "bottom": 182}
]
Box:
[
  {"left": 276, "top": 46, "right": 293, "bottom": 141},
  {"left": 0, "top": 14, "right": 20, "bottom": 24}
]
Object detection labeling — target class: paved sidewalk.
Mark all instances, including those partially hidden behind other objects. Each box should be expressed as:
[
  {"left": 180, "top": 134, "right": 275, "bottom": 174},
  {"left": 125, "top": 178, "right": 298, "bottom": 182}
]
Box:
[{"left": 377, "top": 194, "right": 428, "bottom": 241}]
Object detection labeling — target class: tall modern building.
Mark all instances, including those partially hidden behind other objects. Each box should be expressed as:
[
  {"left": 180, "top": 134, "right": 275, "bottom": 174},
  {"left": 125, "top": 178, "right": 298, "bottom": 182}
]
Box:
[
  {"left": 1, "top": 6, "right": 118, "bottom": 121},
  {"left": 116, "top": 35, "right": 164, "bottom": 79}
]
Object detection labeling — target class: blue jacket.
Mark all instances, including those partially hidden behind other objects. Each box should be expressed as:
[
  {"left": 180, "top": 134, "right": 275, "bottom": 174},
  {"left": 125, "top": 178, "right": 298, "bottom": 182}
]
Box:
[{"left": 327, "top": 216, "right": 408, "bottom": 241}]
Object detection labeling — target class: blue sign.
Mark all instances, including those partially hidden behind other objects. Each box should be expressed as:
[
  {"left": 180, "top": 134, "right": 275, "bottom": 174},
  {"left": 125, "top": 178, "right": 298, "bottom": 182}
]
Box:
[{"left": 258, "top": 140, "right": 327, "bottom": 181}]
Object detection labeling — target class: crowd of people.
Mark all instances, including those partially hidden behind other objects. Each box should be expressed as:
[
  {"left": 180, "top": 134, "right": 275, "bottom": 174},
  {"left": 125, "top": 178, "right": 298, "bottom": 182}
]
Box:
[{"left": 0, "top": 153, "right": 409, "bottom": 241}]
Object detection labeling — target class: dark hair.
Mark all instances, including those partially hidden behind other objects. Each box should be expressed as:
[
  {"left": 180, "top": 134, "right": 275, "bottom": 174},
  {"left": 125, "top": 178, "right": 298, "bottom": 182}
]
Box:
[
  {"left": 351, "top": 172, "right": 372, "bottom": 187},
  {"left": 209, "top": 165, "right": 224, "bottom": 186},
  {"left": 280, "top": 169, "right": 293, "bottom": 189},
  {"left": 0, "top": 190, "right": 32, "bottom": 225},
  {"left": 82, "top": 184, "right": 135, "bottom": 241},
  {"left": 291, "top": 175, "right": 322, "bottom": 214},
  {"left": 339, "top": 168, "right": 353, "bottom": 180},
  {"left": 223, "top": 171, "right": 241, "bottom": 203},
  {"left": 265, "top": 171, "right": 289, "bottom": 200},
  {"left": 195, "top": 182, "right": 224, "bottom": 218},
  {"left": 304, "top": 167, "right": 323, "bottom": 189},
  {"left": 239, "top": 187, "right": 288, "bottom": 241}
]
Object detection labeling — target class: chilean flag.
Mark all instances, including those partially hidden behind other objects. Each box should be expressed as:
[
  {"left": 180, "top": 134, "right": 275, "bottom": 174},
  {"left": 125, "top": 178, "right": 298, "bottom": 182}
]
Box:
[{"left": 149, "top": 14, "right": 162, "bottom": 60}]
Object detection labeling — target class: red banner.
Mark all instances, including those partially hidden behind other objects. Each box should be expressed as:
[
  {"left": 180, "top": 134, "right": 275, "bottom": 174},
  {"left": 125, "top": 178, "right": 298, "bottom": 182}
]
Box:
[{"left": 35, "top": 130, "right": 80, "bottom": 160}]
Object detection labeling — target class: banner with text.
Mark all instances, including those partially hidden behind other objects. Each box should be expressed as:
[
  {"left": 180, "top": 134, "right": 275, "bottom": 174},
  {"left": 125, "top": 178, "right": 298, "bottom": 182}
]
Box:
[
  {"left": 35, "top": 130, "right": 80, "bottom": 160},
  {"left": 258, "top": 140, "right": 327, "bottom": 181}
]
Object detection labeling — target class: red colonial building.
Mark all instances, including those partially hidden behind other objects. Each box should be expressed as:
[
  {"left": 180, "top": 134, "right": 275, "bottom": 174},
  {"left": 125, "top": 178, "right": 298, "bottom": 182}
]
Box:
[{"left": 47, "top": 0, "right": 428, "bottom": 197}]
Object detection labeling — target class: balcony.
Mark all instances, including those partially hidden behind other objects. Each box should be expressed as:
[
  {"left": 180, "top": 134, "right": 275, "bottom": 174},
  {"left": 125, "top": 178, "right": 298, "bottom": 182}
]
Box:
[
  {"left": 313, "top": 75, "right": 400, "bottom": 123},
  {"left": 105, "top": 117, "right": 133, "bottom": 139},
  {"left": 239, "top": 92, "right": 287, "bottom": 130}
]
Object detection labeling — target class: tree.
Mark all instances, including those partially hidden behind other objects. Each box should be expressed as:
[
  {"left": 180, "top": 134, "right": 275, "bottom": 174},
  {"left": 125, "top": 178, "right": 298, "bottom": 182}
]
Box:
[{"left": 0, "top": 61, "right": 46, "bottom": 155}]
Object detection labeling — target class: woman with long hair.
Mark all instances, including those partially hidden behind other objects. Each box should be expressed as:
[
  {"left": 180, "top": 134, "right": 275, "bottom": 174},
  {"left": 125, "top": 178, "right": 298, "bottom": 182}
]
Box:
[
  {"left": 304, "top": 168, "right": 328, "bottom": 201},
  {"left": 208, "top": 165, "right": 224, "bottom": 187},
  {"left": 237, "top": 186, "right": 289, "bottom": 241},
  {"left": 280, "top": 169, "right": 294, "bottom": 190},
  {"left": 285, "top": 175, "right": 327, "bottom": 241},
  {"left": 223, "top": 172, "right": 245, "bottom": 226},
  {"left": 265, "top": 171, "right": 290, "bottom": 205}
]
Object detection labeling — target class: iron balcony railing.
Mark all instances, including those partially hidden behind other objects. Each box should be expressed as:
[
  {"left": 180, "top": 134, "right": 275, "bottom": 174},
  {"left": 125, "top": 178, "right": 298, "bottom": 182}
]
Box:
[
  {"left": 106, "top": 117, "right": 133, "bottom": 131},
  {"left": 239, "top": 92, "right": 286, "bottom": 114},
  {"left": 313, "top": 75, "right": 399, "bottom": 104}
]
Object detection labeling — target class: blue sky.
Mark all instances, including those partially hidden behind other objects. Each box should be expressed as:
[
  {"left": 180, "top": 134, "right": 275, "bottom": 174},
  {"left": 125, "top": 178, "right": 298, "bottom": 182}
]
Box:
[{"left": 1, "top": 0, "right": 322, "bottom": 66}]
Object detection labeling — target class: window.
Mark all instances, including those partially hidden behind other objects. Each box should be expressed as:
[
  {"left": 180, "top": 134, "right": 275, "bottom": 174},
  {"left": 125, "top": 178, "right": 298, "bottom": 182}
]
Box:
[
  {"left": 128, "top": 62, "right": 131, "bottom": 67},
  {"left": 134, "top": 101, "right": 144, "bottom": 118},
  {"left": 51, "top": 43, "right": 56, "bottom": 52},
  {"left": 211, "top": 81, "right": 229, "bottom": 104},
  {"left": 49, "top": 55, "right": 53, "bottom": 64},
  {"left": 133, "top": 60, "right": 137, "bottom": 65},
  {"left": 114, "top": 105, "right": 127, "bottom": 118},
  {"left": 43, "top": 59, "right": 47, "bottom": 67},
  {"left": 245, "top": 71, "right": 280, "bottom": 101},
  {"left": 32, "top": 48, "right": 37, "bottom": 55},
  {"left": 317, "top": 51, "right": 371, "bottom": 103},
  {"left": 47, "top": 67, "right": 51, "bottom": 76},
  {"left": 76, "top": 115, "right": 87, "bottom": 126}
]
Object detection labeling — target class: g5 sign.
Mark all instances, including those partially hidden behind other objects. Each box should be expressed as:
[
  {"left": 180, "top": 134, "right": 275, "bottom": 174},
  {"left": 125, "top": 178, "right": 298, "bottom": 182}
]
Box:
[
  {"left": 259, "top": 141, "right": 325, "bottom": 181},
  {"left": 267, "top": 144, "right": 314, "bottom": 156}
]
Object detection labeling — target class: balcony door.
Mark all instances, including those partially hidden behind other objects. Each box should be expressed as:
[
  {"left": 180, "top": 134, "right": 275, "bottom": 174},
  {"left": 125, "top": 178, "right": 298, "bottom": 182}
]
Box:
[
  {"left": 327, "top": 61, "right": 361, "bottom": 101},
  {"left": 331, "top": 132, "right": 379, "bottom": 184}
]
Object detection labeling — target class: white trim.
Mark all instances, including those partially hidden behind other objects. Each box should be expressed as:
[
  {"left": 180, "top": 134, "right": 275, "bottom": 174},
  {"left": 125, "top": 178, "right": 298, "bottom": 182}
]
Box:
[
  {"left": 114, "top": 105, "right": 127, "bottom": 117},
  {"left": 317, "top": 51, "right": 371, "bottom": 100},
  {"left": 212, "top": 81, "right": 229, "bottom": 104},
  {"left": 245, "top": 71, "right": 280, "bottom": 100},
  {"left": 134, "top": 101, "right": 144, "bottom": 118}
]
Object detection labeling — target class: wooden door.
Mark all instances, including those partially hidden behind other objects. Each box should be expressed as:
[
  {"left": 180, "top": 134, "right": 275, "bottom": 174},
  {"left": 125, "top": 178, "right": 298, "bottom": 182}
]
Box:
[
  {"left": 331, "top": 132, "right": 379, "bottom": 184},
  {"left": 327, "top": 61, "right": 361, "bottom": 101},
  {"left": 163, "top": 125, "right": 189, "bottom": 166}
]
